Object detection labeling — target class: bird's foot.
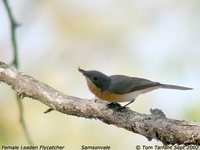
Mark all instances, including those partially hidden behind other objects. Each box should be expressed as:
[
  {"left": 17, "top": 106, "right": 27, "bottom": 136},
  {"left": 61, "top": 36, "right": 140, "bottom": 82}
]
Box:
[
  {"left": 106, "top": 103, "right": 128, "bottom": 112},
  {"left": 107, "top": 102, "right": 121, "bottom": 109}
]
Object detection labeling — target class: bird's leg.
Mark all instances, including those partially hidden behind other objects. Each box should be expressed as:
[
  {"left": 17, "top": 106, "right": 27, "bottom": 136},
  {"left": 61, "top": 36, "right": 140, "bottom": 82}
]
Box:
[
  {"left": 122, "top": 99, "right": 135, "bottom": 108},
  {"left": 44, "top": 108, "right": 54, "bottom": 113}
]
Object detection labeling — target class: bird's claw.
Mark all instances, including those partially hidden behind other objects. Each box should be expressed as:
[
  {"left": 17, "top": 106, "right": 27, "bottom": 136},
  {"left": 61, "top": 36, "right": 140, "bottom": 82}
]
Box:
[{"left": 106, "top": 102, "right": 128, "bottom": 112}]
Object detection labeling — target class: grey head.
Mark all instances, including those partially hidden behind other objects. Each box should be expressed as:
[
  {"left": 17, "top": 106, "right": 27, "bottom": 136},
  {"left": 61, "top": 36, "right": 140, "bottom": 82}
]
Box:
[{"left": 79, "top": 68, "right": 111, "bottom": 91}]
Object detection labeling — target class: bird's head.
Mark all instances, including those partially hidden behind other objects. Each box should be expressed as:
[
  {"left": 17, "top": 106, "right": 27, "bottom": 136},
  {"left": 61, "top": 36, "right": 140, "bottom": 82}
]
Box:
[{"left": 79, "top": 68, "right": 110, "bottom": 91}]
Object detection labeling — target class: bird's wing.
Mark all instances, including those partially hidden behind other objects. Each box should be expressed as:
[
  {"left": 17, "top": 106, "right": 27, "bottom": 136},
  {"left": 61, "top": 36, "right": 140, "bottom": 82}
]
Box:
[{"left": 108, "top": 75, "right": 160, "bottom": 94}]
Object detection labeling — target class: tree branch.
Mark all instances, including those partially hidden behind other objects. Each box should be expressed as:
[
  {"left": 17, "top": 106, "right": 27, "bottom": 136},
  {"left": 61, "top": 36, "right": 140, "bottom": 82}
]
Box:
[{"left": 0, "top": 61, "right": 199, "bottom": 145}]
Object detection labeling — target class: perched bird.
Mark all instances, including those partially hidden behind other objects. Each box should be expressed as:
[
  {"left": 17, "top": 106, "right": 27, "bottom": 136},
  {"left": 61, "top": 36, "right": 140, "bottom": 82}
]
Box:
[{"left": 79, "top": 68, "right": 192, "bottom": 108}]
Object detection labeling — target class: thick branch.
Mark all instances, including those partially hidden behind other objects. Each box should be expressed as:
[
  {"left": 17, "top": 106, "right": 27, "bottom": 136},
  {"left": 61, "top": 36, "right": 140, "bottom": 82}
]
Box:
[{"left": 0, "top": 61, "right": 199, "bottom": 145}]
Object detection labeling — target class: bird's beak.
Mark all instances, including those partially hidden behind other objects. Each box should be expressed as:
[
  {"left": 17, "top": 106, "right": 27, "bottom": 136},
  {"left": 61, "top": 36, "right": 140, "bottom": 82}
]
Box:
[{"left": 78, "top": 67, "right": 87, "bottom": 76}]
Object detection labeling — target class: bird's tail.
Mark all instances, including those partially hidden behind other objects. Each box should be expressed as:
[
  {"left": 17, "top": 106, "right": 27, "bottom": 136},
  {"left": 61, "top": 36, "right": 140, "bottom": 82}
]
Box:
[{"left": 160, "top": 84, "right": 193, "bottom": 90}]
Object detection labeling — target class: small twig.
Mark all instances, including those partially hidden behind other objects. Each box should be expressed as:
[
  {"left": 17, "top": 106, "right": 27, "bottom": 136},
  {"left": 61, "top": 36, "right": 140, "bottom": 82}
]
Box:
[
  {"left": 3, "top": 0, "right": 32, "bottom": 144},
  {"left": 16, "top": 94, "right": 33, "bottom": 144},
  {"left": 3, "top": 0, "right": 19, "bottom": 67}
]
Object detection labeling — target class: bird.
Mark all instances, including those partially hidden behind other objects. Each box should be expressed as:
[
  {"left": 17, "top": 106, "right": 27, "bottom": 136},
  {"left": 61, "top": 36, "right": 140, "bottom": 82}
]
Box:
[{"left": 79, "top": 68, "right": 192, "bottom": 108}]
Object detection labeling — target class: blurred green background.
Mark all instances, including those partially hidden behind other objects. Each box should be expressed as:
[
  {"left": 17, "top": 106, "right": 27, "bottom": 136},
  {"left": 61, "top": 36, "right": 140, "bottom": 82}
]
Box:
[{"left": 0, "top": 0, "right": 200, "bottom": 149}]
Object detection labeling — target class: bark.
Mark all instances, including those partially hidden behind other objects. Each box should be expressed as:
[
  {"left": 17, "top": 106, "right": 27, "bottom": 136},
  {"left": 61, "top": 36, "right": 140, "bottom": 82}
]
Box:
[{"left": 0, "top": 61, "right": 199, "bottom": 145}]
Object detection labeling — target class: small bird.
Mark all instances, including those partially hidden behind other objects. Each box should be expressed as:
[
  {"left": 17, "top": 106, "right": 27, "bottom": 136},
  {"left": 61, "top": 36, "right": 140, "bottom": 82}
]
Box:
[{"left": 79, "top": 68, "right": 192, "bottom": 108}]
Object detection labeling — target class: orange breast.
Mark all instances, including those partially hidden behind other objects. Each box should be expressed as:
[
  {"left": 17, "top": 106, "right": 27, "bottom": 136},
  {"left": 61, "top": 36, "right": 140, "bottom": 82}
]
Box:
[
  {"left": 100, "top": 91, "right": 128, "bottom": 102},
  {"left": 86, "top": 77, "right": 102, "bottom": 97},
  {"left": 85, "top": 77, "right": 128, "bottom": 102}
]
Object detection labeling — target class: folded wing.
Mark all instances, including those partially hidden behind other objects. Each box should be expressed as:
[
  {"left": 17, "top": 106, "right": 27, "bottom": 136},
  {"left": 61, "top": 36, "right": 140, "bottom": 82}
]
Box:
[{"left": 109, "top": 75, "right": 161, "bottom": 94}]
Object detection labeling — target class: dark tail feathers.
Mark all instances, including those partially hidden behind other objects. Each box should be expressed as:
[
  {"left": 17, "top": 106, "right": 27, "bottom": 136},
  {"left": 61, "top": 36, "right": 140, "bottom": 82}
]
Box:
[{"left": 161, "top": 84, "right": 193, "bottom": 90}]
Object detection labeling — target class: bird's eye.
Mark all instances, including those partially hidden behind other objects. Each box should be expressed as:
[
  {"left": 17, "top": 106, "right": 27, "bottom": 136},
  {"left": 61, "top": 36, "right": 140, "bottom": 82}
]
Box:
[{"left": 93, "top": 76, "right": 97, "bottom": 81}]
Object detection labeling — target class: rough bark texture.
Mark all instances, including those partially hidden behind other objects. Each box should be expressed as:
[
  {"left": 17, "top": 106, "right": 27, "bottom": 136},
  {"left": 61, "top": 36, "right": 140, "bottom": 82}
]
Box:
[{"left": 0, "top": 61, "right": 199, "bottom": 145}]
